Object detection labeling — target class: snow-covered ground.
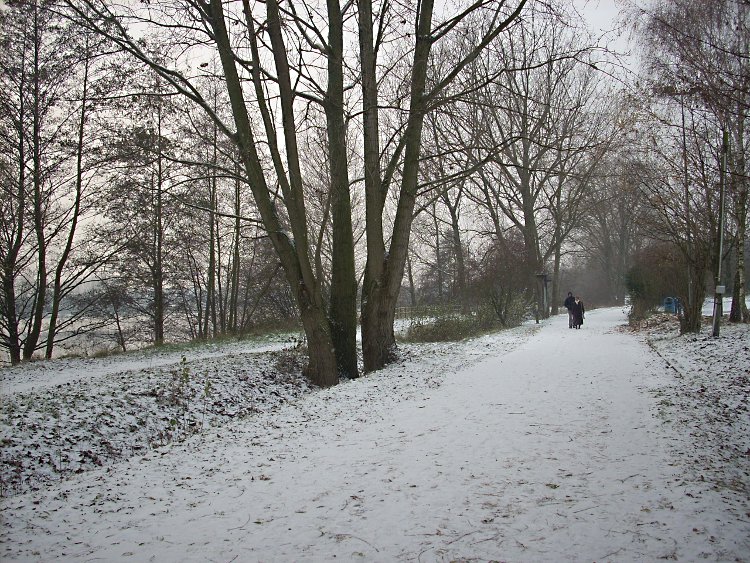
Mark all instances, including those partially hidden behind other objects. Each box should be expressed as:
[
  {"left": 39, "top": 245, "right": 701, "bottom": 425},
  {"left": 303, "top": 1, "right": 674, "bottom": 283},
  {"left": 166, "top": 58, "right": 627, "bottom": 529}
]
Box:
[{"left": 1, "top": 307, "right": 748, "bottom": 561}]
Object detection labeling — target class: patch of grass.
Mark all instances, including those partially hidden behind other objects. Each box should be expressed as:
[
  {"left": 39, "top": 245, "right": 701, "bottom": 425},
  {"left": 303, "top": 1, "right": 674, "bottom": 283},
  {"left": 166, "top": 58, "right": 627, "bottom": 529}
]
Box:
[{"left": 400, "top": 306, "right": 506, "bottom": 343}]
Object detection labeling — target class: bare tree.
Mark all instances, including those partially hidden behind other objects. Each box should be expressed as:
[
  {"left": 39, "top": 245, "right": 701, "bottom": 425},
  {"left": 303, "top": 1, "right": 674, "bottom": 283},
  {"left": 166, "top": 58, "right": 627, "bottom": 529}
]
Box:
[
  {"left": 577, "top": 154, "right": 649, "bottom": 306},
  {"left": 0, "top": 1, "right": 110, "bottom": 363},
  {"left": 60, "top": 0, "right": 365, "bottom": 384},
  {"left": 358, "top": 0, "right": 529, "bottom": 371},
  {"left": 461, "top": 7, "right": 607, "bottom": 318},
  {"left": 635, "top": 100, "right": 723, "bottom": 333},
  {"left": 636, "top": 0, "right": 749, "bottom": 323},
  {"left": 60, "top": 0, "right": 531, "bottom": 380}
]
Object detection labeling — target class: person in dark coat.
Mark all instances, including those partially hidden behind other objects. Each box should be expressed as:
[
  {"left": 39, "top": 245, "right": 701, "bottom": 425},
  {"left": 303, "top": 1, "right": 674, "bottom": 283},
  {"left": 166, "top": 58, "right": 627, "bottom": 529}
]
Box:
[
  {"left": 563, "top": 292, "right": 576, "bottom": 328},
  {"left": 572, "top": 296, "right": 585, "bottom": 329}
]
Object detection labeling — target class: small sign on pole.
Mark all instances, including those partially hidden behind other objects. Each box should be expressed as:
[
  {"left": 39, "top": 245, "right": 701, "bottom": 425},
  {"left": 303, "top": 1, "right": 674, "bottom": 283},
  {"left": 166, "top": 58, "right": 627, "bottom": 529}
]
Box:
[{"left": 715, "top": 285, "right": 725, "bottom": 295}]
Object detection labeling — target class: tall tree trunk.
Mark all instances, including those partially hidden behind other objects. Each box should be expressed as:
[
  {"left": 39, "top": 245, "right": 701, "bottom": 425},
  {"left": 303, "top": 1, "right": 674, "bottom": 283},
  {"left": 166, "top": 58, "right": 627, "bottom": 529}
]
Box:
[
  {"left": 446, "top": 197, "right": 465, "bottom": 298},
  {"left": 204, "top": 158, "right": 217, "bottom": 339},
  {"left": 361, "top": 0, "right": 434, "bottom": 372},
  {"left": 325, "top": 0, "right": 358, "bottom": 378},
  {"left": 3, "top": 38, "right": 27, "bottom": 365},
  {"left": 153, "top": 170, "right": 165, "bottom": 345},
  {"left": 520, "top": 140, "right": 546, "bottom": 320},
  {"left": 46, "top": 41, "right": 89, "bottom": 359},
  {"left": 730, "top": 106, "right": 749, "bottom": 322},
  {"left": 228, "top": 168, "right": 241, "bottom": 333},
  {"left": 358, "top": 0, "right": 388, "bottom": 370},
  {"left": 215, "top": 210, "right": 226, "bottom": 335},
  {"left": 551, "top": 246, "right": 562, "bottom": 315},
  {"left": 153, "top": 109, "right": 165, "bottom": 345},
  {"left": 24, "top": 5, "right": 47, "bottom": 360}
]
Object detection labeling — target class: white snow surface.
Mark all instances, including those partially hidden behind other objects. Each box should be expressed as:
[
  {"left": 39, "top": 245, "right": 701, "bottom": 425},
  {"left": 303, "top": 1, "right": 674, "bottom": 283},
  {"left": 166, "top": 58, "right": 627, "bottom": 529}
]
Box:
[{"left": 2, "top": 307, "right": 749, "bottom": 562}]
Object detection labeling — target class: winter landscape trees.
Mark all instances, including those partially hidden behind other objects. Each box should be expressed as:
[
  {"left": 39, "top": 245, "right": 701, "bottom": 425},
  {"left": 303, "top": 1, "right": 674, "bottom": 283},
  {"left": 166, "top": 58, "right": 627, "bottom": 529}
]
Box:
[
  {"left": 1, "top": 0, "right": 748, "bottom": 377},
  {"left": 632, "top": 0, "right": 749, "bottom": 332}
]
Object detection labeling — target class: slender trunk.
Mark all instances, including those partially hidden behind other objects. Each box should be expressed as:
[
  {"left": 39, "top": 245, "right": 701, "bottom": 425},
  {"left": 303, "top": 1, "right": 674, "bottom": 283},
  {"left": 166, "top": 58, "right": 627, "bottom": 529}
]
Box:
[
  {"left": 228, "top": 168, "right": 241, "bottom": 332},
  {"left": 325, "top": 0, "right": 358, "bottom": 377},
  {"left": 3, "top": 271, "right": 22, "bottom": 365},
  {"left": 730, "top": 107, "right": 748, "bottom": 322},
  {"left": 550, "top": 175, "right": 564, "bottom": 315},
  {"left": 46, "top": 43, "right": 90, "bottom": 359},
  {"left": 218, "top": 221, "right": 230, "bottom": 336},
  {"left": 447, "top": 200, "right": 465, "bottom": 298},
  {"left": 211, "top": 116, "right": 224, "bottom": 335},
  {"left": 680, "top": 248, "right": 707, "bottom": 334},
  {"left": 551, "top": 246, "right": 561, "bottom": 315},
  {"left": 3, "top": 42, "right": 27, "bottom": 365},
  {"left": 520, "top": 137, "right": 545, "bottom": 319},
  {"left": 433, "top": 206, "right": 443, "bottom": 301},
  {"left": 180, "top": 286, "right": 197, "bottom": 341},
  {"left": 113, "top": 301, "right": 126, "bottom": 352},
  {"left": 406, "top": 253, "right": 417, "bottom": 307},
  {"left": 215, "top": 210, "right": 226, "bottom": 334},
  {"left": 188, "top": 251, "right": 204, "bottom": 338},
  {"left": 204, "top": 158, "right": 217, "bottom": 339},
  {"left": 24, "top": 7, "right": 47, "bottom": 360},
  {"left": 154, "top": 170, "right": 165, "bottom": 345}
]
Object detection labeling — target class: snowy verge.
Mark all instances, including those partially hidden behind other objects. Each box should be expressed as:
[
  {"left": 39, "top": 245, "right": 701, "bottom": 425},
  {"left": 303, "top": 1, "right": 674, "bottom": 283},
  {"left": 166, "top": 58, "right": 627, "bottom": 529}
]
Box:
[
  {"left": 631, "top": 313, "right": 750, "bottom": 506},
  {"left": 1, "top": 323, "right": 540, "bottom": 498}
]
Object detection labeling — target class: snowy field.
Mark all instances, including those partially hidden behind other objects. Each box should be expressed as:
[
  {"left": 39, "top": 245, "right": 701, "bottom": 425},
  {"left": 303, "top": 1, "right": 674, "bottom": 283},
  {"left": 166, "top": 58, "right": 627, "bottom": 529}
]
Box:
[{"left": 1, "top": 307, "right": 749, "bottom": 561}]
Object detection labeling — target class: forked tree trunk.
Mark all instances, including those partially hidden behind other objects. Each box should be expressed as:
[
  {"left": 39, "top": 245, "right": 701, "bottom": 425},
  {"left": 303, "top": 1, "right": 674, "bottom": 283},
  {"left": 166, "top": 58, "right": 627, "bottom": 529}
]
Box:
[
  {"left": 359, "top": 0, "right": 527, "bottom": 371},
  {"left": 211, "top": 0, "right": 338, "bottom": 386},
  {"left": 361, "top": 0, "right": 433, "bottom": 372},
  {"left": 361, "top": 279, "right": 399, "bottom": 371}
]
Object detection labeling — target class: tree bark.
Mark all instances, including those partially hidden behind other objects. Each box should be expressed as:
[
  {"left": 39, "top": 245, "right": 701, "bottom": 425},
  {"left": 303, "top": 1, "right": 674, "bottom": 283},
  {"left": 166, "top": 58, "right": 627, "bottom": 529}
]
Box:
[
  {"left": 212, "top": 0, "right": 338, "bottom": 386},
  {"left": 730, "top": 105, "right": 749, "bottom": 322},
  {"left": 46, "top": 39, "right": 90, "bottom": 359},
  {"left": 24, "top": 4, "right": 47, "bottom": 360},
  {"left": 361, "top": 0, "right": 434, "bottom": 372},
  {"left": 325, "top": 0, "right": 358, "bottom": 378}
]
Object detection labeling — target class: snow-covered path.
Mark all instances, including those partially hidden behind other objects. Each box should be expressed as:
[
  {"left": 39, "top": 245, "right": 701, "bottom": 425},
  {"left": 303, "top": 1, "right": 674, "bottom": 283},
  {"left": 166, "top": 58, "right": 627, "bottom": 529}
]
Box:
[{"left": 2, "top": 308, "right": 748, "bottom": 561}]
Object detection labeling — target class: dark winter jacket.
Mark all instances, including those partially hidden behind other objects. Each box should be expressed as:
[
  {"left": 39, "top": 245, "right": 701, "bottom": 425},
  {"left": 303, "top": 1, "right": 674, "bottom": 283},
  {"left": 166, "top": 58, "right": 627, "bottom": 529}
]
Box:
[
  {"left": 564, "top": 295, "right": 575, "bottom": 311},
  {"left": 572, "top": 300, "right": 585, "bottom": 326}
]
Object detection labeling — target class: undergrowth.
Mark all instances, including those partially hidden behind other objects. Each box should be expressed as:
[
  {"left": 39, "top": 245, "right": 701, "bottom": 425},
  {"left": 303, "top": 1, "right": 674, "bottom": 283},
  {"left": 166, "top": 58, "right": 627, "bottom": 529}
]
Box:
[{"left": 401, "top": 306, "right": 515, "bottom": 342}]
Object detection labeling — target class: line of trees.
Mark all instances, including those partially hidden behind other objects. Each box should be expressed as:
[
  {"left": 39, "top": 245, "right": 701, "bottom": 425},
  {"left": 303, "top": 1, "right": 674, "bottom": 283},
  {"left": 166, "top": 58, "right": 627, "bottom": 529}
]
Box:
[
  {"left": 2, "top": 0, "right": 746, "bottom": 379},
  {"left": 627, "top": 0, "right": 749, "bottom": 332}
]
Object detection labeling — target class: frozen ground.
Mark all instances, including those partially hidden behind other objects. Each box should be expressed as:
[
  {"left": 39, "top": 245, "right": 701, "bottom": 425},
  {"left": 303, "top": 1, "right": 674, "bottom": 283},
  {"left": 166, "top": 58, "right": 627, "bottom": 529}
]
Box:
[{"left": 1, "top": 307, "right": 749, "bottom": 561}]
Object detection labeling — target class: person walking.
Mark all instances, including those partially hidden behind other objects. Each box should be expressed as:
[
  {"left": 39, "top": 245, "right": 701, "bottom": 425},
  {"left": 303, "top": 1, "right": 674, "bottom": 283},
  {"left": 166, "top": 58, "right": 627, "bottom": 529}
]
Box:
[
  {"left": 572, "top": 296, "right": 585, "bottom": 329},
  {"left": 564, "top": 292, "right": 576, "bottom": 329}
]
